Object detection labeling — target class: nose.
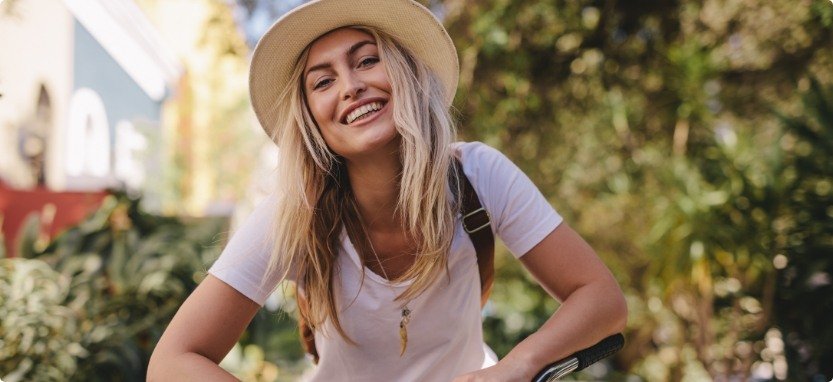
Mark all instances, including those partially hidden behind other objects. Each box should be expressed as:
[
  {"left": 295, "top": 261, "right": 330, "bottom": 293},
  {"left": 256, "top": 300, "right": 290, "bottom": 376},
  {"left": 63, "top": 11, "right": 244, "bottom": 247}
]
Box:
[{"left": 341, "top": 72, "right": 366, "bottom": 100}]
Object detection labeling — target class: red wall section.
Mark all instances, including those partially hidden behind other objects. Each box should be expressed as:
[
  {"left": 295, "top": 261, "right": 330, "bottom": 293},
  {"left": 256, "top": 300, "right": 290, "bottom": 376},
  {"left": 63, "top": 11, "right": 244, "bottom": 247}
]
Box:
[{"left": 0, "top": 181, "right": 107, "bottom": 257}]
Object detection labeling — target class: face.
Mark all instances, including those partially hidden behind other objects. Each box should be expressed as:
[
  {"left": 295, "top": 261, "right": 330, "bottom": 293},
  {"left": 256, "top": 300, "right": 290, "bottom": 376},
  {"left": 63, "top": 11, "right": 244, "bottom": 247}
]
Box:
[{"left": 303, "top": 28, "right": 396, "bottom": 161}]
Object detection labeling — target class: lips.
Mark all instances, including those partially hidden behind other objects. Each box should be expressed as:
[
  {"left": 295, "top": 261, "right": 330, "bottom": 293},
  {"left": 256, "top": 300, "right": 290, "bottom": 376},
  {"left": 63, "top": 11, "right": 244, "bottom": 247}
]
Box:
[
  {"left": 346, "top": 101, "right": 385, "bottom": 124},
  {"left": 339, "top": 98, "right": 388, "bottom": 125}
]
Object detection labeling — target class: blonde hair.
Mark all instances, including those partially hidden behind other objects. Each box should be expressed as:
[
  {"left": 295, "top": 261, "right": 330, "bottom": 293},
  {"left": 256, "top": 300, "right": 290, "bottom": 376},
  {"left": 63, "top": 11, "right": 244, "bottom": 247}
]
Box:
[{"left": 263, "top": 26, "right": 459, "bottom": 342}]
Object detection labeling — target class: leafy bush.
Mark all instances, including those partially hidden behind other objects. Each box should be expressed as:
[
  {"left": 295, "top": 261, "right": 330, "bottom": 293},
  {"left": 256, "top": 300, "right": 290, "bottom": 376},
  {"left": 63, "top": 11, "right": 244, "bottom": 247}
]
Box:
[
  {"left": 774, "top": 78, "right": 833, "bottom": 380},
  {"left": 0, "top": 258, "right": 84, "bottom": 381},
  {"left": 0, "top": 192, "right": 227, "bottom": 381}
]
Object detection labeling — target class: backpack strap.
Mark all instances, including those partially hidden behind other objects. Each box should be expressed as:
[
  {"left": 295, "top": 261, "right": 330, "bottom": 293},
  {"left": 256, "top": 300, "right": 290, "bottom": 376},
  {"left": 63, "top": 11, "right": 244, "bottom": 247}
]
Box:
[
  {"left": 297, "top": 158, "right": 495, "bottom": 364},
  {"left": 452, "top": 157, "right": 495, "bottom": 307}
]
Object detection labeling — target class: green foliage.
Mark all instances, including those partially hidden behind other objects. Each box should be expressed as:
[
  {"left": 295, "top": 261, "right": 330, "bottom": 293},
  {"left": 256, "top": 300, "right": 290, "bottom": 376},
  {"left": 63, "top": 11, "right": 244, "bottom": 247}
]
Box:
[
  {"left": 445, "top": 0, "right": 833, "bottom": 379},
  {"left": 1, "top": 191, "right": 307, "bottom": 381},
  {"left": 0, "top": 192, "right": 227, "bottom": 381},
  {"left": 774, "top": 78, "right": 833, "bottom": 379},
  {"left": 245, "top": 306, "right": 306, "bottom": 366},
  {"left": 0, "top": 259, "right": 83, "bottom": 382}
]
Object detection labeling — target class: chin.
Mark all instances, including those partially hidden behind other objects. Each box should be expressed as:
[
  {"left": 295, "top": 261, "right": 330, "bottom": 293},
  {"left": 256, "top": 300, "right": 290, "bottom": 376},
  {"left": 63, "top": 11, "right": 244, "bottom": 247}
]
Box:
[{"left": 345, "top": 129, "right": 401, "bottom": 159}]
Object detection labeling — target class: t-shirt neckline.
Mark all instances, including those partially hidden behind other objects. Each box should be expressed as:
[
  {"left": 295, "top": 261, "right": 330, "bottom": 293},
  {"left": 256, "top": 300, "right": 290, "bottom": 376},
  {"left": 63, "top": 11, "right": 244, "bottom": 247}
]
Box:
[{"left": 341, "top": 229, "right": 416, "bottom": 288}]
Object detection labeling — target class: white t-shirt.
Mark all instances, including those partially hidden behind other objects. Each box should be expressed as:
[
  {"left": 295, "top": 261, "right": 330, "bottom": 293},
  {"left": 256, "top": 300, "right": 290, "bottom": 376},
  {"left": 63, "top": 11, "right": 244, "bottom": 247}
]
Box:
[{"left": 209, "top": 142, "right": 563, "bottom": 381}]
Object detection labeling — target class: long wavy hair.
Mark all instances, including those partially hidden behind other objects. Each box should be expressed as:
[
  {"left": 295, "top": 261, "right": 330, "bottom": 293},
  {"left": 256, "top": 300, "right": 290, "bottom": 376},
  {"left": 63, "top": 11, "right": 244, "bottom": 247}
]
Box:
[{"left": 262, "top": 26, "right": 459, "bottom": 341}]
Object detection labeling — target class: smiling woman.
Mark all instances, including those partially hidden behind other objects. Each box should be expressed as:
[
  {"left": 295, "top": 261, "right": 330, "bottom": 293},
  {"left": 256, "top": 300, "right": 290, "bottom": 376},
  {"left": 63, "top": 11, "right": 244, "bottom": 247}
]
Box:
[
  {"left": 302, "top": 28, "right": 398, "bottom": 161},
  {"left": 148, "top": 0, "right": 627, "bottom": 381}
]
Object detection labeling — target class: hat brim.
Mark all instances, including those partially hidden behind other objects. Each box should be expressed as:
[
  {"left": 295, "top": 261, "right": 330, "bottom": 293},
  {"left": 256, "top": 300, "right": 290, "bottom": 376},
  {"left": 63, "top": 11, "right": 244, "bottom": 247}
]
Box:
[{"left": 249, "top": 0, "right": 459, "bottom": 141}]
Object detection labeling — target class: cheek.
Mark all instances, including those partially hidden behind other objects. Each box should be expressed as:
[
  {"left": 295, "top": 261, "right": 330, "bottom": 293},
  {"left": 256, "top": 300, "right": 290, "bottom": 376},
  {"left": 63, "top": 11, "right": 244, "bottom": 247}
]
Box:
[
  {"left": 374, "top": 69, "right": 393, "bottom": 93},
  {"left": 306, "top": 93, "right": 337, "bottom": 126}
]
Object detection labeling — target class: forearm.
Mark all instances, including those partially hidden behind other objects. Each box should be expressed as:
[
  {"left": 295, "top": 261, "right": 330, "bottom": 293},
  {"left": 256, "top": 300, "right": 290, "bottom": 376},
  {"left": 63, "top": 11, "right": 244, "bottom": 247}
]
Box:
[
  {"left": 499, "top": 280, "right": 627, "bottom": 379},
  {"left": 147, "top": 351, "right": 238, "bottom": 381}
]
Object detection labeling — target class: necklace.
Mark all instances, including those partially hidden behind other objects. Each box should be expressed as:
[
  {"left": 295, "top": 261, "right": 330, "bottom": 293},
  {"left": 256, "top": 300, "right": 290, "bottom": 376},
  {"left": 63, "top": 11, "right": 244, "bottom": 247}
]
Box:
[{"left": 363, "top": 227, "right": 413, "bottom": 357}]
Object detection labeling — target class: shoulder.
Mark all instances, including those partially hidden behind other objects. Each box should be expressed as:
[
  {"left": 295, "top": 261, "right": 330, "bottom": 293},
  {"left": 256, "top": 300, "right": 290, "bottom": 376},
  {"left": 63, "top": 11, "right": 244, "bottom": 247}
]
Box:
[
  {"left": 452, "top": 141, "right": 512, "bottom": 174},
  {"left": 451, "top": 142, "right": 563, "bottom": 258},
  {"left": 451, "top": 141, "right": 520, "bottom": 183},
  {"left": 207, "top": 191, "right": 285, "bottom": 306},
  {"left": 452, "top": 141, "right": 504, "bottom": 163}
]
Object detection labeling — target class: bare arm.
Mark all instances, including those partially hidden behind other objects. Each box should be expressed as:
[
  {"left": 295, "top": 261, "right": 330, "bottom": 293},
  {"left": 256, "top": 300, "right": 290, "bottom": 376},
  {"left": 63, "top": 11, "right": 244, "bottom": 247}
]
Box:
[
  {"left": 454, "top": 223, "right": 627, "bottom": 381},
  {"left": 147, "top": 274, "right": 261, "bottom": 381},
  {"left": 503, "top": 223, "right": 627, "bottom": 378}
]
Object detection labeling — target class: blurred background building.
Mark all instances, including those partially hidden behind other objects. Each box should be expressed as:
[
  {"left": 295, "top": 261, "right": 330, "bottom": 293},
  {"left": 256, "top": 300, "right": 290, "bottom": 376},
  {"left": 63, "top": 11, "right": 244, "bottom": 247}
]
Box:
[
  {"left": 0, "top": 0, "right": 278, "bottom": 256},
  {"left": 0, "top": 0, "right": 180, "bottom": 192},
  {"left": 0, "top": 0, "right": 181, "bottom": 256}
]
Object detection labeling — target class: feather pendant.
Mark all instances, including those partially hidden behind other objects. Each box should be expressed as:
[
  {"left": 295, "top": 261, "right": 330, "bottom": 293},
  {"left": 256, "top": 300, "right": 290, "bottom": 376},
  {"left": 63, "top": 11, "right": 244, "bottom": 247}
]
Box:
[
  {"left": 399, "top": 321, "right": 408, "bottom": 356},
  {"left": 399, "top": 307, "right": 411, "bottom": 356}
]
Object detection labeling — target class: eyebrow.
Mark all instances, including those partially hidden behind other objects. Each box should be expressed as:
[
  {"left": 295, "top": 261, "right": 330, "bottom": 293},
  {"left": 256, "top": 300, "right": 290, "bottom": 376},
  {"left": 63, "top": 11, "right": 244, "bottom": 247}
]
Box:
[{"left": 304, "top": 40, "right": 377, "bottom": 81}]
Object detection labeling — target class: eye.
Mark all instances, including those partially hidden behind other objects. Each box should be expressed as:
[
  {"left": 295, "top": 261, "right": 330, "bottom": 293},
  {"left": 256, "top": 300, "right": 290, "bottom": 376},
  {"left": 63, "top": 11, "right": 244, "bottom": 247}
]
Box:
[
  {"left": 357, "top": 56, "right": 379, "bottom": 68},
  {"left": 313, "top": 78, "right": 333, "bottom": 90}
]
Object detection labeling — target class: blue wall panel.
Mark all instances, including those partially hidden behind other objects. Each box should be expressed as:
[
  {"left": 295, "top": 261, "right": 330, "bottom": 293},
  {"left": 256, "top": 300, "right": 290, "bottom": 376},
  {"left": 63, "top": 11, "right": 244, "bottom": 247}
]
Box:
[{"left": 72, "top": 20, "right": 161, "bottom": 134}]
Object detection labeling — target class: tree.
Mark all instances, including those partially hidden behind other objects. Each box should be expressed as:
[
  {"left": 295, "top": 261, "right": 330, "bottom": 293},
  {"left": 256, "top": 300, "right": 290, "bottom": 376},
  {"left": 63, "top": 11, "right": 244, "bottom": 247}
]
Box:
[
  {"left": 442, "top": 0, "right": 833, "bottom": 378},
  {"left": 775, "top": 78, "right": 833, "bottom": 380}
]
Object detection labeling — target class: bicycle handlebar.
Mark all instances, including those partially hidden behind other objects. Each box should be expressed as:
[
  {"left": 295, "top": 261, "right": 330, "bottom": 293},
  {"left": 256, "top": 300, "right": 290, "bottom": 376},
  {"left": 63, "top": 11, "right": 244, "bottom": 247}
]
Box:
[{"left": 531, "top": 333, "right": 625, "bottom": 382}]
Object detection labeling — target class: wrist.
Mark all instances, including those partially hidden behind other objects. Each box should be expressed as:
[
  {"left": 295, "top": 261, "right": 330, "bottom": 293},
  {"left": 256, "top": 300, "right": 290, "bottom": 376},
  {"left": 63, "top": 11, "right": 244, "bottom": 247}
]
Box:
[{"left": 499, "top": 344, "right": 546, "bottom": 380}]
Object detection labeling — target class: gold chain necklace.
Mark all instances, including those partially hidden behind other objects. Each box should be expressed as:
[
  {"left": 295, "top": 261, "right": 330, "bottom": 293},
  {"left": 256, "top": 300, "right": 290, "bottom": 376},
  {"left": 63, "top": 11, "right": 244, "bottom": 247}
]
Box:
[{"left": 364, "top": 233, "right": 413, "bottom": 357}]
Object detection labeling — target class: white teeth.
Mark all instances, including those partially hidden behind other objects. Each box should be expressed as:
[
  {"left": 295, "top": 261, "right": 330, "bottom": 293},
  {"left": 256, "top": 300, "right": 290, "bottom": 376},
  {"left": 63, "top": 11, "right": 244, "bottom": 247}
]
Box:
[{"left": 346, "top": 102, "right": 384, "bottom": 124}]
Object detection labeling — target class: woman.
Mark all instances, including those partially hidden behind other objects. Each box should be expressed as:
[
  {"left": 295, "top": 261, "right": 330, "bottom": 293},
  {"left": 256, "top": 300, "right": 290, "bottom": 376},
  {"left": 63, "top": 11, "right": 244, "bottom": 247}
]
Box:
[{"left": 148, "top": 0, "right": 627, "bottom": 380}]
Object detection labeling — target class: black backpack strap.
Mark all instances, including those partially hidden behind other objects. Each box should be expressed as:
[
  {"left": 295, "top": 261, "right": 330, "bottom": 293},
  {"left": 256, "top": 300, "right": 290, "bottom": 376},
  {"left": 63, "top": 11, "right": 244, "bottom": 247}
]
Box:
[{"left": 452, "top": 157, "right": 495, "bottom": 307}]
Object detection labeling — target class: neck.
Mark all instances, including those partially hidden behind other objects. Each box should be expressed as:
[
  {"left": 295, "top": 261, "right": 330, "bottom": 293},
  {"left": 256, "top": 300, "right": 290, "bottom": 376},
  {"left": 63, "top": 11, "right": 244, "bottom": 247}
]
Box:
[{"left": 346, "top": 150, "right": 402, "bottom": 231}]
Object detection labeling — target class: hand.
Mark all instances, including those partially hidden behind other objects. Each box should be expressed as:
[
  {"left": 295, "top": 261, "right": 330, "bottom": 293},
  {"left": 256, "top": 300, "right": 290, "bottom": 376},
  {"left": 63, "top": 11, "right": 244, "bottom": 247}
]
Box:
[{"left": 451, "top": 362, "right": 534, "bottom": 382}]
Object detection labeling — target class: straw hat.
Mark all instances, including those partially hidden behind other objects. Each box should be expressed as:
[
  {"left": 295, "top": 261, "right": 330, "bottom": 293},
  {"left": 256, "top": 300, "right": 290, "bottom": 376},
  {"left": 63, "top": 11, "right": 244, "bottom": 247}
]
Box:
[{"left": 249, "top": 0, "right": 459, "bottom": 140}]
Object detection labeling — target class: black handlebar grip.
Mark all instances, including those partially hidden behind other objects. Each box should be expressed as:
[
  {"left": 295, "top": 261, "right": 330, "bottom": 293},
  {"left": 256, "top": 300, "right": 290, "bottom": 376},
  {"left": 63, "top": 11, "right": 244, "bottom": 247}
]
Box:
[{"left": 574, "top": 333, "right": 625, "bottom": 371}]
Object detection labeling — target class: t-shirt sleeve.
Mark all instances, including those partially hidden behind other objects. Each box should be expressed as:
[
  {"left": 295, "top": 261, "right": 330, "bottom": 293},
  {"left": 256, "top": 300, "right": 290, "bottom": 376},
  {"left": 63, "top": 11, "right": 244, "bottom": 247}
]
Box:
[
  {"left": 457, "top": 142, "right": 563, "bottom": 258},
  {"left": 208, "top": 193, "right": 285, "bottom": 305}
]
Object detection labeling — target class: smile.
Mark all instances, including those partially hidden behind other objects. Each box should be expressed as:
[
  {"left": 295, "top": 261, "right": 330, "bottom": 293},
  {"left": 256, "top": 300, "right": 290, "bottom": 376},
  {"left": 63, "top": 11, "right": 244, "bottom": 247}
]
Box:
[{"left": 345, "top": 101, "right": 386, "bottom": 125}]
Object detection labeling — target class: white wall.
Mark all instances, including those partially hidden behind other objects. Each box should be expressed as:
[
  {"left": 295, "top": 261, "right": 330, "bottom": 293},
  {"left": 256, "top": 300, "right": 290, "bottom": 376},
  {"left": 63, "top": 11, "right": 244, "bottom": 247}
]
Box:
[{"left": 0, "top": 0, "right": 74, "bottom": 189}]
